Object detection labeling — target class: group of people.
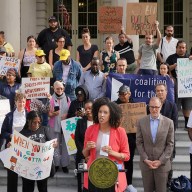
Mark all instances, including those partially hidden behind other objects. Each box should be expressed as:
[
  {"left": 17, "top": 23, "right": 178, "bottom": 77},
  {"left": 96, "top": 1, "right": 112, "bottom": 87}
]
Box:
[{"left": 0, "top": 14, "right": 191, "bottom": 192}]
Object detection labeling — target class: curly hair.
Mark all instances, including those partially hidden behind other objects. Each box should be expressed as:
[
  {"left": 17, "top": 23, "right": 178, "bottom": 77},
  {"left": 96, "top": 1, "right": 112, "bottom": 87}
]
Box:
[{"left": 92, "top": 97, "right": 122, "bottom": 128}]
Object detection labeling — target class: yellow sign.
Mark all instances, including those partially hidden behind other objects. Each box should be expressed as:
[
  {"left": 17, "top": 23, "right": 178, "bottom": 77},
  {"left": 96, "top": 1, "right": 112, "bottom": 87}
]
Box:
[{"left": 89, "top": 158, "right": 118, "bottom": 189}]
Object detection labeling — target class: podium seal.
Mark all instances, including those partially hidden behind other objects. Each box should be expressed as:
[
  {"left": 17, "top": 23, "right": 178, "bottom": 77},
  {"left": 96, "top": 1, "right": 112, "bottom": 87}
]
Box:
[{"left": 88, "top": 158, "right": 118, "bottom": 189}]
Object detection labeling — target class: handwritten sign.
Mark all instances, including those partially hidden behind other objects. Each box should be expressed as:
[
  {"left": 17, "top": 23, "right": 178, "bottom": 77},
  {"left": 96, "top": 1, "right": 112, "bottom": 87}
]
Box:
[
  {"left": 21, "top": 77, "right": 50, "bottom": 99},
  {"left": 0, "top": 130, "right": 56, "bottom": 180},
  {"left": 0, "top": 99, "right": 10, "bottom": 133},
  {"left": 177, "top": 58, "right": 192, "bottom": 98},
  {"left": 61, "top": 117, "right": 80, "bottom": 155},
  {"left": 99, "top": 6, "right": 123, "bottom": 34},
  {"left": 126, "top": 3, "right": 157, "bottom": 35},
  {"left": 0, "top": 56, "right": 20, "bottom": 75},
  {"left": 119, "top": 102, "right": 147, "bottom": 133}
]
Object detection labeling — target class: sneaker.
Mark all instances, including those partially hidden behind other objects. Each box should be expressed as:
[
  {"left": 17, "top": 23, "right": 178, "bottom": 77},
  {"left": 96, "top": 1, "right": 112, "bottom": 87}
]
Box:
[
  {"left": 55, "top": 166, "right": 59, "bottom": 172},
  {"left": 126, "top": 185, "right": 137, "bottom": 192},
  {"left": 62, "top": 166, "right": 69, "bottom": 173}
]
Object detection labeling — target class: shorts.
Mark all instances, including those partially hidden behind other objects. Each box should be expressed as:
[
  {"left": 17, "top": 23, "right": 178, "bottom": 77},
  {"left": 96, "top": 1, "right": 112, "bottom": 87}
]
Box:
[{"left": 178, "top": 97, "right": 192, "bottom": 110}]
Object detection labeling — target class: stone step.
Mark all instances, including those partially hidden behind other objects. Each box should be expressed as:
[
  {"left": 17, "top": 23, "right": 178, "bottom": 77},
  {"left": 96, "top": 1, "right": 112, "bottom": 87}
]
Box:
[
  {"left": 133, "top": 155, "right": 190, "bottom": 171},
  {"left": 175, "top": 130, "right": 189, "bottom": 141},
  {"left": 175, "top": 141, "right": 190, "bottom": 155}
]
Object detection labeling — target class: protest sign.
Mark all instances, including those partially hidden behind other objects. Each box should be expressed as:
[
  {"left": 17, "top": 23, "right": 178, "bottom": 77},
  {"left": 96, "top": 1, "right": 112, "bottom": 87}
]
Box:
[
  {"left": 177, "top": 58, "right": 192, "bottom": 98},
  {"left": 126, "top": 3, "right": 157, "bottom": 35},
  {"left": 0, "top": 130, "right": 56, "bottom": 180},
  {"left": 0, "top": 99, "right": 10, "bottom": 133},
  {"left": 21, "top": 77, "right": 50, "bottom": 99},
  {"left": 99, "top": 6, "right": 123, "bottom": 34},
  {"left": 61, "top": 117, "right": 80, "bottom": 155},
  {"left": 119, "top": 102, "right": 146, "bottom": 133},
  {"left": 106, "top": 73, "right": 174, "bottom": 104},
  {"left": 0, "top": 56, "right": 20, "bottom": 75}
]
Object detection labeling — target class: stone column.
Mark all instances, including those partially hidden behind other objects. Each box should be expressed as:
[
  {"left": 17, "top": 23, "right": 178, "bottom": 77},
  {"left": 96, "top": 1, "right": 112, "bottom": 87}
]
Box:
[{"left": 0, "top": 0, "right": 20, "bottom": 55}]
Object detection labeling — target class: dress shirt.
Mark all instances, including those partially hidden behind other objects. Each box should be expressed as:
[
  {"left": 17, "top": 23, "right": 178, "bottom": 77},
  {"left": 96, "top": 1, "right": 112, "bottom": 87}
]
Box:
[{"left": 150, "top": 115, "right": 160, "bottom": 143}]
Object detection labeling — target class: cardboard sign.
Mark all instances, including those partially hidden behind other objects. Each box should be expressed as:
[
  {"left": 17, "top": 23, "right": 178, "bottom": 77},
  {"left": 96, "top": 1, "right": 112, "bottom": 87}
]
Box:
[
  {"left": 99, "top": 6, "right": 123, "bottom": 34},
  {"left": 61, "top": 117, "right": 80, "bottom": 155},
  {"left": 0, "top": 99, "right": 10, "bottom": 133},
  {"left": 119, "top": 102, "right": 147, "bottom": 133},
  {"left": 21, "top": 77, "right": 50, "bottom": 99},
  {"left": 0, "top": 130, "right": 56, "bottom": 180},
  {"left": 177, "top": 58, "right": 192, "bottom": 98},
  {"left": 126, "top": 3, "right": 157, "bottom": 35},
  {"left": 0, "top": 56, "right": 20, "bottom": 75}
]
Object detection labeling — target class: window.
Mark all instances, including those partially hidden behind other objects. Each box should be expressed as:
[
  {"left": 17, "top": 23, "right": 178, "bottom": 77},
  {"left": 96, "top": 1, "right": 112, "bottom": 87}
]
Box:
[{"left": 164, "top": 0, "right": 183, "bottom": 38}]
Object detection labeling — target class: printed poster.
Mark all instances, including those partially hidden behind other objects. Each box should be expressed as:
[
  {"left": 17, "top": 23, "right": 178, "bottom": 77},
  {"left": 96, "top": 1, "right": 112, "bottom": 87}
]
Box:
[
  {"left": 61, "top": 117, "right": 80, "bottom": 155},
  {"left": 0, "top": 130, "right": 56, "bottom": 180},
  {"left": 21, "top": 77, "right": 50, "bottom": 99},
  {"left": 126, "top": 3, "right": 157, "bottom": 35},
  {"left": 0, "top": 99, "right": 10, "bottom": 133},
  {"left": 177, "top": 58, "right": 192, "bottom": 98},
  {"left": 0, "top": 56, "right": 20, "bottom": 75},
  {"left": 119, "top": 102, "right": 147, "bottom": 133}
]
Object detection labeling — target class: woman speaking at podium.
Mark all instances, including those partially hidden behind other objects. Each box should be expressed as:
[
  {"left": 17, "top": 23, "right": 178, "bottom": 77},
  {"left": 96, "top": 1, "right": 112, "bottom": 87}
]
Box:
[{"left": 82, "top": 98, "right": 130, "bottom": 192}]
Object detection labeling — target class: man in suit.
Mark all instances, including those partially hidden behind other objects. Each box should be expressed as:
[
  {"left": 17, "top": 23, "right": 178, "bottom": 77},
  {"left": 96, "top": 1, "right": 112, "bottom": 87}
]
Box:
[{"left": 136, "top": 97, "right": 174, "bottom": 192}]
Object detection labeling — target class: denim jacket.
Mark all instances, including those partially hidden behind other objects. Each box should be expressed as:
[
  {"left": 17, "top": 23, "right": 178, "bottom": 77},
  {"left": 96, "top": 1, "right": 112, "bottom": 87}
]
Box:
[{"left": 53, "top": 59, "right": 82, "bottom": 100}]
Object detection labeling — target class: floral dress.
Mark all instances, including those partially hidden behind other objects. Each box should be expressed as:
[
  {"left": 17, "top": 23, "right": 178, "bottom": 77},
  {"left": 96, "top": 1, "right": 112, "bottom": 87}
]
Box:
[{"left": 101, "top": 49, "right": 118, "bottom": 73}]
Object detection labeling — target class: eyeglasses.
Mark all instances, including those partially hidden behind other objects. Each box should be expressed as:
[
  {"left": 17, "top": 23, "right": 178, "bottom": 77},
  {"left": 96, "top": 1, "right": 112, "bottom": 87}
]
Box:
[
  {"left": 58, "top": 41, "right": 65, "bottom": 43},
  {"left": 56, "top": 88, "right": 64, "bottom": 90},
  {"left": 149, "top": 106, "right": 161, "bottom": 109},
  {"left": 32, "top": 121, "right": 41, "bottom": 125},
  {"left": 37, "top": 56, "right": 44, "bottom": 58}
]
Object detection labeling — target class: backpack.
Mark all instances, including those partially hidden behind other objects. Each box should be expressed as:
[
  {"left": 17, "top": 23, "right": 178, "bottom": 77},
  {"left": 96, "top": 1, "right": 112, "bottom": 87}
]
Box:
[{"left": 171, "top": 175, "right": 191, "bottom": 192}]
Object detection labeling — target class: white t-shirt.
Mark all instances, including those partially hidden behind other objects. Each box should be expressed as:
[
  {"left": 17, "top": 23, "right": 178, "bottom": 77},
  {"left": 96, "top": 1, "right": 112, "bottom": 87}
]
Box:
[
  {"left": 159, "top": 36, "right": 178, "bottom": 62},
  {"left": 187, "top": 111, "right": 192, "bottom": 154}
]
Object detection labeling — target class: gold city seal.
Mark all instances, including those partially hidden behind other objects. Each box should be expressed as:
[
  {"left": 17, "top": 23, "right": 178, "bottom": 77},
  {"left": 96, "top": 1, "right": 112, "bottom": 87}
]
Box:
[{"left": 88, "top": 158, "right": 118, "bottom": 189}]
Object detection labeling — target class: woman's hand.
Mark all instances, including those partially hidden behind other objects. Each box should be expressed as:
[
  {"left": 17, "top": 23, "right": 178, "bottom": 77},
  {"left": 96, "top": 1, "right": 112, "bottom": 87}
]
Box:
[
  {"left": 102, "top": 145, "right": 112, "bottom": 154},
  {"left": 86, "top": 141, "right": 96, "bottom": 150}
]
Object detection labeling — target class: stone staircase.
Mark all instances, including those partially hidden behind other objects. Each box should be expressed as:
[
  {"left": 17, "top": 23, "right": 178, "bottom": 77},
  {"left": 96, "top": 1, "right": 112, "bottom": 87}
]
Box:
[{"left": 0, "top": 113, "right": 190, "bottom": 192}]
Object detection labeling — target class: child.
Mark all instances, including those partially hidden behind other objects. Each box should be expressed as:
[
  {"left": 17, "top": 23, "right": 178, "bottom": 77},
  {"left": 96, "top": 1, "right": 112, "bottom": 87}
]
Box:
[{"left": 20, "top": 111, "right": 57, "bottom": 192}]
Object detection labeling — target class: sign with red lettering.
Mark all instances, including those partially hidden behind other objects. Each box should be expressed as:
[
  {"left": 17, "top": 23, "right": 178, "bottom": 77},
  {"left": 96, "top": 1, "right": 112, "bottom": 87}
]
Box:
[
  {"left": 126, "top": 3, "right": 157, "bottom": 35},
  {"left": 0, "top": 56, "right": 20, "bottom": 75},
  {"left": 99, "top": 6, "right": 123, "bottom": 34},
  {"left": 21, "top": 77, "right": 50, "bottom": 99}
]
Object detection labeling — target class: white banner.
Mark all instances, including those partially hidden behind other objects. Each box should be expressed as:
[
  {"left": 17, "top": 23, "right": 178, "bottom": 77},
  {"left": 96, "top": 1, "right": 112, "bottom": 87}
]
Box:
[
  {"left": 0, "top": 130, "right": 56, "bottom": 180},
  {"left": 0, "top": 56, "right": 20, "bottom": 75},
  {"left": 0, "top": 99, "right": 10, "bottom": 134},
  {"left": 21, "top": 77, "right": 50, "bottom": 99},
  {"left": 61, "top": 117, "right": 80, "bottom": 155},
  {"left": 177, "top": 58, "right": 192, "bottom": 98}
]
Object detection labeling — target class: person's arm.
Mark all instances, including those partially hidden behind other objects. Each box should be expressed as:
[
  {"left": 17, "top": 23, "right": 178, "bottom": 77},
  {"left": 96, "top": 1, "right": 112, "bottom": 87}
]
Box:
[
  {"left": 154, "top": 21, "right": 161, "bottom": 46},
  {"left": 188, "top": 129, "right": 192, "bottom": 141},
  {"left": 157, "top": 52, "right": 164, "bottom": 64},
  {"left": 74, "top": 119, "right": 84, "bottom": 153},
  {"left": 121, "top": 26, "right": 132, "bottom": 44},
  {"left": 48, "top": 50, "right": 54, "bottom": 69},
  {"left": 1, "top": 114, "right": 12, "bottom": 140},
  {"left": 18, "top": 49, "right": 25, "bottom": 77}
]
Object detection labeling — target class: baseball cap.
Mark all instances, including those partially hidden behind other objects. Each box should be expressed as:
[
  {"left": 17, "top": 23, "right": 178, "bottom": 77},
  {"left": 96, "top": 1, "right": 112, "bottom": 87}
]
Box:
[
  {"left": 35, "top": 50, "right": 46, "bottom": 57},
  {"left": 48, "top": 16, "right": 57, "bottom": 22},
  {"left": 59, "top": 49, "right": 70, "bottom": 61},
  {"left": 0, "top": 46, "right": 7, "bottom": 53},
  {"left": 117, "top": 85, "right": 130, "bottom": 93}
]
